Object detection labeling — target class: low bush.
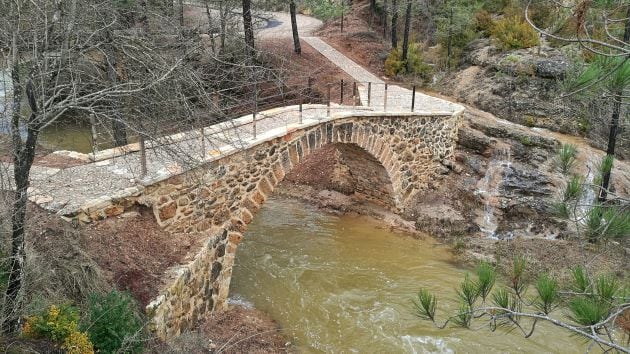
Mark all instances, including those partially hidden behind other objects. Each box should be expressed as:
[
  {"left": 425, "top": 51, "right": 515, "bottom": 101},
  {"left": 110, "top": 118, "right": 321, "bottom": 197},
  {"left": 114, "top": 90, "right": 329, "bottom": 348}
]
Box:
[
  {"left": 491, "top": 16, "right": 539, "bottom": 50},
  {"left": 556, "top": 143, "right": 577, "bottom": 174},
  {"left": 384, "top": 44, "right": 433, "bottom": 82},
  {"left": 22, "top": 304, "right": 94, "bottom": 354},
  {"left": 474, "top": 10, "right": 495, "bottom": 34},
  {"left": 301, "top": 0, "right": 345, "bottom": 21},
  {"left": 82, "top": 290, "right": 144, "bottom": 354}
]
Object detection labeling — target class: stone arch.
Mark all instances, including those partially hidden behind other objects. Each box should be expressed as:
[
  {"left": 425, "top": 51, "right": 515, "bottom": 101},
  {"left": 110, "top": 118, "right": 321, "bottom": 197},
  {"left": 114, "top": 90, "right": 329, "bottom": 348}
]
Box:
[{"left": 145, "top": 114, "right": 459, "bottom": 339}]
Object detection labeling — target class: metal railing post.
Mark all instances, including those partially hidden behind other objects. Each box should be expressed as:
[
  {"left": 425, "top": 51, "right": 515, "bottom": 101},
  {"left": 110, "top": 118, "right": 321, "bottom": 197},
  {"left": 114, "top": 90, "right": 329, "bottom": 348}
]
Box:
[
  {"left": 384, "top": 83, "right": 388, "bottom": 112},
  {"left": 299, "top": 101, "right": 303, "bottom": 124},
  {"left": 327, "top": 84, "right": 331, "bottom": 118},
  {"left": 340, "top": 79, "right": 344, "bottom": 104},
  {"left": 139, "top": 135, "right": 147, "bottom": 178},
  {"left": 253, "top": 83, "right": 258, "bottom": 139},
  {"left": 411, "top": 85, "right": 416, "bottom": 112},
  {"left": 367, "top": 82, "right": 372, "bottom": 107},
  {"left": 200, "top": 127, "right": 205, "bottom": 159}
]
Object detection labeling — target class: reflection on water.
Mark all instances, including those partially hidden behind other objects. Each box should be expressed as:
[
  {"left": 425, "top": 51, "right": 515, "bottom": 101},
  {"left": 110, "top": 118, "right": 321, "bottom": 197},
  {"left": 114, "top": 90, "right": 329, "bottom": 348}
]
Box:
[
  {"left": 38, "top": 122, "right": 95, "bottom": 153},
  {"left": 231, "top": 196, "right": 584, "bottom": 353}
]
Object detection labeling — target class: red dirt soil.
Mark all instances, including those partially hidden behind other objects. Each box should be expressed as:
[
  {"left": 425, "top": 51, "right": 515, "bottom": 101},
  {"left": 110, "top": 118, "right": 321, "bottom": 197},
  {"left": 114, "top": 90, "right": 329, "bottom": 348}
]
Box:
[{"left": 80, "top": 207, "right": 207, "bottom": 307}]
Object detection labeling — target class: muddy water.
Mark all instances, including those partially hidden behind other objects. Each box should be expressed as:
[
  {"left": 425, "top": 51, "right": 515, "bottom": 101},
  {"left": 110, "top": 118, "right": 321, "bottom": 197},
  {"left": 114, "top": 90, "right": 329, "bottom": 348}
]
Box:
[
  {"left": 38, "top": 122, "right": 95, "bottom": 153},
  {"left": 230, "top": 196, "right": 584, "bottom": 353}
]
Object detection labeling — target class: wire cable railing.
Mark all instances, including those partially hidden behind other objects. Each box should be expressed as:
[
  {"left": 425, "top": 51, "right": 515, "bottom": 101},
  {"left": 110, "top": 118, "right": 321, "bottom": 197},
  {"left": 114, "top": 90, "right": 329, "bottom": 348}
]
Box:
[{"left": 89, "top": 79, "right": 430, "bottom": 179}]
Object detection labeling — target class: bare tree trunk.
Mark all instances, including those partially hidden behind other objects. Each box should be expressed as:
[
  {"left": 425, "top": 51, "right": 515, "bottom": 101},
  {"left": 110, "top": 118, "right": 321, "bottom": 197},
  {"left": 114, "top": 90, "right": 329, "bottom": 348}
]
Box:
[
  {"left": 139, "top": 0, "right": 148, "bottom": 29},
  {"left": 598, "top": 5, "right": 630, "bottom": 202},
  {"left": 105, "top": 42, "right": 128, "bottom": 147},
  {"left": 447, "top": 6, "right": 453, "bottom": 70},
  {"left": 4, "top": 32, "right": 43, "bottom": 331},
  {"left": 242, "top": 0, "right": 255, "bottom": 56},
  {"left": 401, "top": 0, "right": 412, "bottom": 71},
  {"left": 204, "top": 0, "right": 216, "bottom": 52},
  {"left": 382, "top": 0, "right": 388, "bottom": 39},
  {"left": 63, "top": 0, "right": 78, "bottom": 51},
  {"left": 290, "top": 0, "right": 301, "bottom": 54},
  {"left": 220, "top": 2, "right": 228, "bottom": 50},
  {"left": 391, "top": 0, "right": 398, "bottom": 48},
  {"left": 179, "top": 0, "right": 185, "bottom": 26},
  {"left": 164, "top": 0, "right": 174, "bottom": 17},
  {"left": 4, "top": 38, "right": 25, "bottom": 332}
]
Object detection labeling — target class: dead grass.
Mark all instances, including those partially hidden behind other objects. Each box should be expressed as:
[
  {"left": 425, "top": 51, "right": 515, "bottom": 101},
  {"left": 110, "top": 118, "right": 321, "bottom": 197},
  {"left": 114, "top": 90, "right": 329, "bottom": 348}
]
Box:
[{"left": 162, "top": 305, "right": 288, "bottom": 354}]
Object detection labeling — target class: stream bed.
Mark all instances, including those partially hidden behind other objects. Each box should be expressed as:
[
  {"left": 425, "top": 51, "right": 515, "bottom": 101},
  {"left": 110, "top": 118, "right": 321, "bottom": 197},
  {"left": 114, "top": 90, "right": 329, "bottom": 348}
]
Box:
[{"left": 230, "top": 196, "right": 584, "bottom": 353}]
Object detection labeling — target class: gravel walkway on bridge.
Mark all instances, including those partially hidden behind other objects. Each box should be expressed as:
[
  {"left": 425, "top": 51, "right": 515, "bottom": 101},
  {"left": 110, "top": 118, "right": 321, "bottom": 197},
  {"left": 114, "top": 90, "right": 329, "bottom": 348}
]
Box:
[{"left": 2, "top": 17, "right": 463, "bottom": 219}]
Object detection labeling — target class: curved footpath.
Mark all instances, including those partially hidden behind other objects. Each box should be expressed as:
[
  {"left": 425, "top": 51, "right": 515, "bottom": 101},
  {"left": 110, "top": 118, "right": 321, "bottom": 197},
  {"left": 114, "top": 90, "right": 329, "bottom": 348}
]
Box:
[{"left": 0, "top": 12, "right": 463, "bottom": 221}]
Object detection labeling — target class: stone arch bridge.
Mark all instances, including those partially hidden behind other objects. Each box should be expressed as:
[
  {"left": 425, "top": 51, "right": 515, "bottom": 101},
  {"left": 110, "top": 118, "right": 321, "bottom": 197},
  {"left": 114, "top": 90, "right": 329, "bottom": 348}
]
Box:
[
  {"left": 12, "top": 103, "right": 462, "bottom": 338},
  {"left": 133, "top": 108, "right": 461, "bottom": 338}
]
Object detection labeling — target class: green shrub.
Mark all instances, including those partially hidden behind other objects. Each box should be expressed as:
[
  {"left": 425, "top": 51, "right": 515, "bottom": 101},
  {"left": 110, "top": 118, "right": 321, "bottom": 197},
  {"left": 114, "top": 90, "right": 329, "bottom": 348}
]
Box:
[
  {"left": 451, "top": 239, "right": 466, "bottom": 254},
  {"left": 556, "top": 143, "right": 577, "bottom": 174},
  {"left": 63, "top": 331, "right": 95, "bottom": 354},
  {"left": 22, "top": 304, "right": 94, "bottom": 354},
  {"left": 23, "top": 304, "right": 81, "bottom": 342},
  {"left": 585, "top": 205, "right": 630, "bottom": 242},
  {"left": 482, "top": 0, "right": 512, "bottom": 13},
  {"left": 534, "top": 273, "right": 559, "bottom": 314},
  {"left": 568, "top": 297, "right": 610, "bottom": 326},
  {"left": 519, "top": 135, "right": 533, "bottom": 146},
  {"left": 384, "top": 44, "right": 433, "bottom": 82},
  {"left": 302, "top": 0, "right": 345, "bottom": 21},
  {"left": 82, "top": 290, "right": 144, "bottom": 354},
  {"left": 474, "top": 10, "right": 495, "bottom": 34},
  {"left": 491, "top": 16, "right": 540, "bottom": 50},
  {"left": 384, "top": 48, "right": 405, "bottom": 77}
]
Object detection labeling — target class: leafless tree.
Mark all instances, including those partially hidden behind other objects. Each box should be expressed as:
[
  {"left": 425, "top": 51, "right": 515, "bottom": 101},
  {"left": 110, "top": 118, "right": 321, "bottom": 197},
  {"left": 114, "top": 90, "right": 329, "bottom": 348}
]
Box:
[
  {"left": 0, "top": 0, "right": 299, "bottom": 332},
  {"left": 401, "top": 0, "right": 412, "bottom": 69},
  {"left": 290, "top": 0, "right": 302, "bottom": 55},
  {"left": 242, "top": 0, "right": 255, "bottom": 55},
  {"left": 391, "top": 0, "right": 399, "bottom": 48}
]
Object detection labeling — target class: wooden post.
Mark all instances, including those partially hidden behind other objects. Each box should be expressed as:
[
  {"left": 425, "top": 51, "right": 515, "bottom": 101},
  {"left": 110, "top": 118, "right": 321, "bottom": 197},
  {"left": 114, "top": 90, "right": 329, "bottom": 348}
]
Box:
[
  {"left": 341, "top": 4, "right": 344, "bottom": 33},
  {"left": 384, "top": 83, "right": 388, "bottom": 111},
  {"left": 352, "top": 81, "right": 357, "bottom": 107},
  {"left": 411, "top": 85, "right": 416, "bottom": 112},
  {"left": 367, "top": 82, "right": 372, "bottom": 107}
]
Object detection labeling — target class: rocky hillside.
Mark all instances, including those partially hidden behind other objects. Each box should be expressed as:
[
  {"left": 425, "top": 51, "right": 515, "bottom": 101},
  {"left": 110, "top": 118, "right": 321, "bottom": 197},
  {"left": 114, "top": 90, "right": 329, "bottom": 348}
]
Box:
[{"left": 437, "top": 38, "right": 630, "bottom": 158}]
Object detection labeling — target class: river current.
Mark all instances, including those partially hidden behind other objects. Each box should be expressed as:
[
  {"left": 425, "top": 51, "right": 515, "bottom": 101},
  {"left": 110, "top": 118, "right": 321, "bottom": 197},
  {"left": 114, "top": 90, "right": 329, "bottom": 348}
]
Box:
[{"left": 230, "top": 196, "right": 584, "bottom": 353}]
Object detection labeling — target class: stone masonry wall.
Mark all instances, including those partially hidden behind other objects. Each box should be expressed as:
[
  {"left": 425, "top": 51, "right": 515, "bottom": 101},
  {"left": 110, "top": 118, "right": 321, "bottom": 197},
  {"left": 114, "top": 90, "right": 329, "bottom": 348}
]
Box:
[{"left": 140, "top": 113, "right": 460, "bottom": 339}]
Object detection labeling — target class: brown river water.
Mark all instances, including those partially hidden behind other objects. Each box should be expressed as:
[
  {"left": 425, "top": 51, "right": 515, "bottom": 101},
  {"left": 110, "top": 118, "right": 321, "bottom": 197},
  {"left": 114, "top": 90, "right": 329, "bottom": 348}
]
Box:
[{"left": 230, "top": 196, "right": 586, "bottom": 353}]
